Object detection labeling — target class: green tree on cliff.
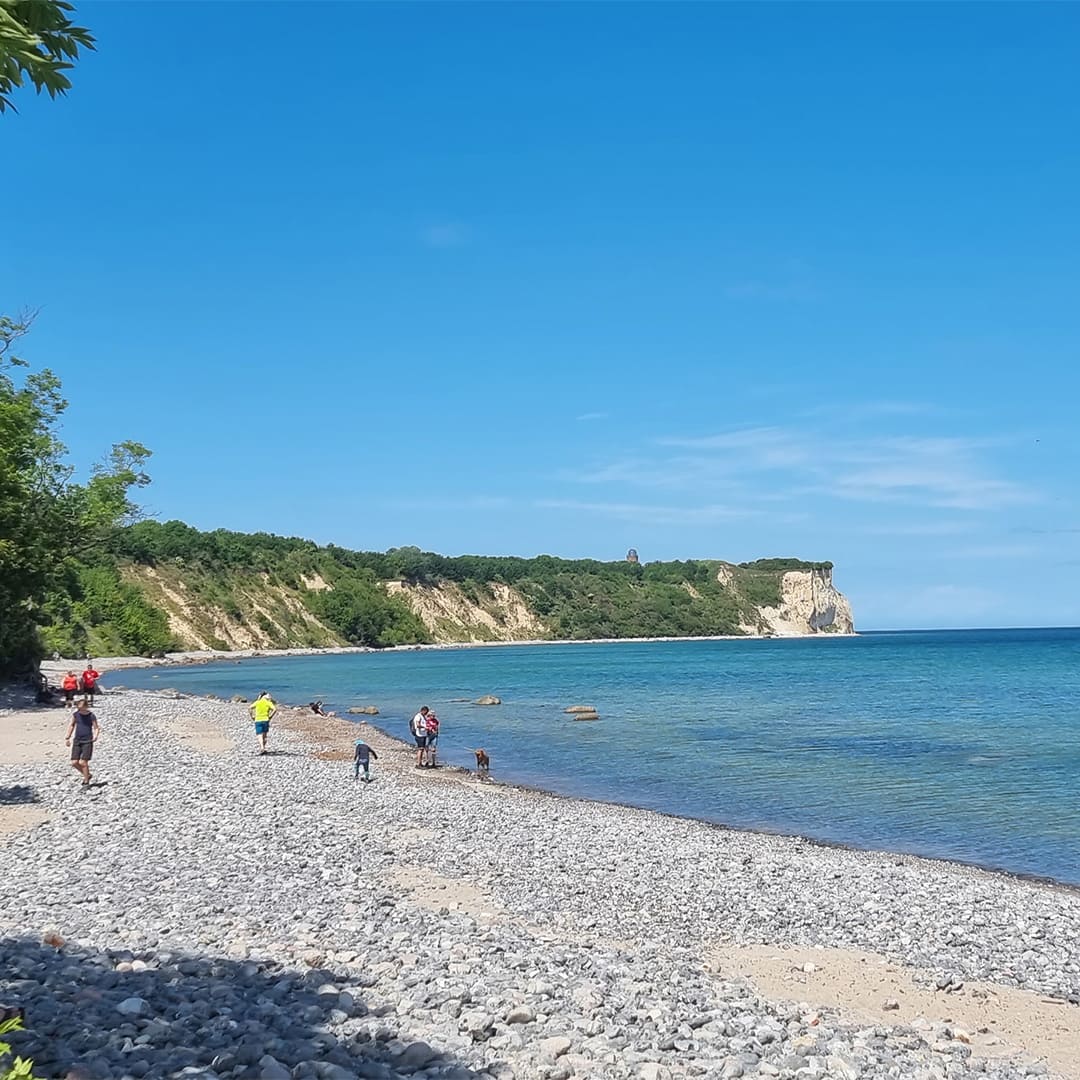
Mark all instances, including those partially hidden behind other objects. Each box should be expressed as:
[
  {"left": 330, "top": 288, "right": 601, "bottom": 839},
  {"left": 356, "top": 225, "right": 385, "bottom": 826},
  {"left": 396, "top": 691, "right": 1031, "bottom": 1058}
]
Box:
[
  {"left": 0, "top": 0, "right": 94, "bottom": 113},
  {"left": 0, "top": 313, "right": 152, "bottom": 673}
]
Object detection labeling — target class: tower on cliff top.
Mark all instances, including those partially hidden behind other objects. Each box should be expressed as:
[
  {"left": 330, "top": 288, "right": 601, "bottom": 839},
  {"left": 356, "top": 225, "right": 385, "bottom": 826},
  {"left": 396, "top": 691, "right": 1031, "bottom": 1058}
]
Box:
[{"left": 626, "top": 548, "right": 639, "bottom": 564}]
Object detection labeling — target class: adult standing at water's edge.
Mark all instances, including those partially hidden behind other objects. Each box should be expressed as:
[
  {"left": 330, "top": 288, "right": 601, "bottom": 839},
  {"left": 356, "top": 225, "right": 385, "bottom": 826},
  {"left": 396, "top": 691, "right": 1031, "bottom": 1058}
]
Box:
[
  {"left": 250, "top": 690, "right": 276, "bottom": 755},
  {"left": 424, "top": 710, "right": 440, "bottom": 767},
  {"left": 410, "top": 706, "right": 430, "bottom": 768},
  {"left": 62, "top": 671, "right": 79, "bottom": 705},
  {"left": 81, "top": 661, "right": 101, "bottom": 705}
]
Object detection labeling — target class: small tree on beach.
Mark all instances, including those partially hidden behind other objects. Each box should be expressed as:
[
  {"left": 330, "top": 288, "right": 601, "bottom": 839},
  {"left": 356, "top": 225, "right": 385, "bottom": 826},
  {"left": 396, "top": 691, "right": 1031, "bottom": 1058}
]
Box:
[
  {"left": 0, "top": 312, "right": 151, "bottom": 674},
  {"left": 0, "top": 0, "right": 95, "bottom": 113}
]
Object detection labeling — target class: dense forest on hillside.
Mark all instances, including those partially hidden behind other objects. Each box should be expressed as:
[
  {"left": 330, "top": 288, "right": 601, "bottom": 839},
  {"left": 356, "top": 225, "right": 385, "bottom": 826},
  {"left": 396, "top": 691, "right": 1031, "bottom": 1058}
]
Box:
[{"left": 38, "top": 520, "right": 833, "bottom": 657}]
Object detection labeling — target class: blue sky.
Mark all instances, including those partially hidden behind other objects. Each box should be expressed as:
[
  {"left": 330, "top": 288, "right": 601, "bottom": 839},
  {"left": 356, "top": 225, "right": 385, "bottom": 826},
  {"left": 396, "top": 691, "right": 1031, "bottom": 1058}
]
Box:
[{"left": 4, "top": 2, "right": 1079, "bottom": 629}]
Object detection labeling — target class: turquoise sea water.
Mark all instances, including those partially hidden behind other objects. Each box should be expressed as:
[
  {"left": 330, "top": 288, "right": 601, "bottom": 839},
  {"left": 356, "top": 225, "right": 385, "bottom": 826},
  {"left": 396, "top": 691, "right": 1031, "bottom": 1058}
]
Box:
[{"left": 116, "top": 629, "right": 1080, "bottom": 885}]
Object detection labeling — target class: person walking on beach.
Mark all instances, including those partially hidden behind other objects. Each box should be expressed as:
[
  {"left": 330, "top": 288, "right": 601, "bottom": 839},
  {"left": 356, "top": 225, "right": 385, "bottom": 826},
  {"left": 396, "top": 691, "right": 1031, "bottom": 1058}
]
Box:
[
  {"left": 424, "top": 710, "right": 440, "bottom": 767},
  {"left": 65, "top": 699, "right": 100, "bottom": 787},
  {"left": 249, "top": 690, "right": 277, "bottom": 755},
  {"left": 410, "top": 706, "right": 430, "bottom": 768},
  {"left": 353, "top": 738, "right": 379, "bottom": 782},
  {"left": 62, "top": 671, "right": 79, "bottom": 705},
  {"left": 80, "top": 661, "right": 101, "bottom": 705}
]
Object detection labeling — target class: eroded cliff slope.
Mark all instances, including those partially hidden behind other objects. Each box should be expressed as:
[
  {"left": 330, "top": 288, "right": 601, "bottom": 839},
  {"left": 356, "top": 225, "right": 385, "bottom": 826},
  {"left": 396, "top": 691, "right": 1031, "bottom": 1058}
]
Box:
[{"left": 40, "top": 522, "right": 855, "bottom": 654}]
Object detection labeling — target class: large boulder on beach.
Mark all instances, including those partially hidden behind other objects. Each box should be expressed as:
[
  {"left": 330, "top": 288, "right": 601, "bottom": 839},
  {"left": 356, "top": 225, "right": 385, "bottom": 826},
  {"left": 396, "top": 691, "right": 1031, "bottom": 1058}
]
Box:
[
  {"left": 474, "top": 695, "right": 501, "bottom": 706},
  {"left": 565, "top": 705, "right": 597, "bottom": 714},
  {"left": 348, "top": 705, "right": 379, "bottom": 715},
  {"left": 230, "top": 694, "right": 248, "bottom": 703}
]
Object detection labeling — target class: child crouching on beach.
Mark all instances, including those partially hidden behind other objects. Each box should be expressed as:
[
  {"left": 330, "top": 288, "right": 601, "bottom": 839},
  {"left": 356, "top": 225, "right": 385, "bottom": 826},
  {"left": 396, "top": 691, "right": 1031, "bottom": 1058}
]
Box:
[{"left": 353, "top": 738, "right": 378, "bottom": 782}]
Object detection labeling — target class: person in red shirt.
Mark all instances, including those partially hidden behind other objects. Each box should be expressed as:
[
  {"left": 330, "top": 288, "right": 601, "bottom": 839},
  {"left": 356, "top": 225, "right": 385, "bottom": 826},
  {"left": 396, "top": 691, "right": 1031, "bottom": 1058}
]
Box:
[
  {"left": 81, "top": 662, "right": 101, "bottom": 705},
  {"left": 62, "top": 671, "right": 79, "bottom": 705}
]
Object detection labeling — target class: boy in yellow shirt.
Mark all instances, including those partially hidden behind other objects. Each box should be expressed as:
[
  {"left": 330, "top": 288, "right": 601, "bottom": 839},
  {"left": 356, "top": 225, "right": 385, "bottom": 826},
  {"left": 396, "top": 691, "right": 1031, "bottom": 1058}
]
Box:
[{"left": 249, "top": 691, "right": 277, "bottom": 755}]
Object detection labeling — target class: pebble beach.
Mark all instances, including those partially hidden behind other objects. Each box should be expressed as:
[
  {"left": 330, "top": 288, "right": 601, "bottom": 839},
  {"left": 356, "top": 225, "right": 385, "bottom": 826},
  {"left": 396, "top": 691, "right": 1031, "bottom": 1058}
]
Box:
[{"left": 2, "top": 686, "right": 1079, "bottom": 1080}]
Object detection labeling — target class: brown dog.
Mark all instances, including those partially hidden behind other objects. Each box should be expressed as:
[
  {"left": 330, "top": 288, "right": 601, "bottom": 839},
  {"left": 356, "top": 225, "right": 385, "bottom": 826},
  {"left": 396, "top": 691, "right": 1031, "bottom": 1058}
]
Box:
[{"left": 473, "top": 748, "right": 490, "bottom": 777}]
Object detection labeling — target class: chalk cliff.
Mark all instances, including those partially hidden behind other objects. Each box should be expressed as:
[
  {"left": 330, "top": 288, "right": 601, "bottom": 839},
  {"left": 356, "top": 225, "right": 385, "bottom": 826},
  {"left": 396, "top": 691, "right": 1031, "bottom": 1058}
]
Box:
[
  {"left": 715, "top": 563, "right": 855, "bottom": 637},
  {"left": 757, "top": 567, "right": 855, "bottom": 636}
]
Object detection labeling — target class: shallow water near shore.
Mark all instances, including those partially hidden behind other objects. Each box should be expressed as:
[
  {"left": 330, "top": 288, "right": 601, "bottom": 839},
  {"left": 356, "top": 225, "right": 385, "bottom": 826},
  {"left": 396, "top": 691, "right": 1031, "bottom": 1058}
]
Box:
[{"left": 117, "top": 628, "right": 1080, "bottom": 885}]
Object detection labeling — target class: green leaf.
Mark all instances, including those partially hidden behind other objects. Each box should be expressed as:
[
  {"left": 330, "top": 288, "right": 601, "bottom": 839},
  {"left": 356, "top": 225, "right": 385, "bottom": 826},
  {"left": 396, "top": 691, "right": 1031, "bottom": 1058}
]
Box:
[{"left": 0, "top": 0, "right": 94, "bottom": 112}]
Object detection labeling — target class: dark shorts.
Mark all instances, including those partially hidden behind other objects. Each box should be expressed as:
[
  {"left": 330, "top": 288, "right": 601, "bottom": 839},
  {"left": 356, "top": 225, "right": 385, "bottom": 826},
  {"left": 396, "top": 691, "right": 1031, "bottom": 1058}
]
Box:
[
  {"left": 254, "top": 721, "right": 270, "bottom": 735},
  {"left": 64, "top": 690, "right": 75, "bottom": 703},
  {"left": 71, "top": 739, "right": 93, "bottom": 761},
  {"left": 413, "top": 734, "right": 427, "bottom": 748}
]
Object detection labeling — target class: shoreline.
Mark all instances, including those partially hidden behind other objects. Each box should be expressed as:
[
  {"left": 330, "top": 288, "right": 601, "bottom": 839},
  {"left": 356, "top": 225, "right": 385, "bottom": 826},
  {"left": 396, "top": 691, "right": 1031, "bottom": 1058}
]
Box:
[
  {"left": 39, "top": 657, "right": 1080, "bottom": 894},
  {"left": 355, "top": 712, "right": 1080, "bottom": 897},
  {"left": 41, "top": 629, "right": 855, "bottom": 672},
  {"left": 2, "top": 686, "right": 1077, "bottom": 1079}
]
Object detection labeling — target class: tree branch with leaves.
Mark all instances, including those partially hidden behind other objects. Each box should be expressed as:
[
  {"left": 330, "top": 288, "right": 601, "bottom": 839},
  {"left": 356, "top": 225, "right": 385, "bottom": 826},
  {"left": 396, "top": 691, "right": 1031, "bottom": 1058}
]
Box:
[{"left": 0, "top": 0, "right": 94, "bottom": 113}]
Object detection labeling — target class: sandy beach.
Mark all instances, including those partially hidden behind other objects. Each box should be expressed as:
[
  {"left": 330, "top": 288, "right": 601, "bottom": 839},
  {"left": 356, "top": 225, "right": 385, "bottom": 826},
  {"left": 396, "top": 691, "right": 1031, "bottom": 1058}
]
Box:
[{"left": 2, "top": 681, "right": 1078, "bottom": 1080}]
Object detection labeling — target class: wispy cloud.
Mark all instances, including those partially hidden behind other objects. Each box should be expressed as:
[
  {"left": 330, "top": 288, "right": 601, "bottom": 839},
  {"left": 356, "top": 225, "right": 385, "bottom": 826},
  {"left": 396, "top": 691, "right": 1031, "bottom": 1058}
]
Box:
[
  {"left": 658, "top": 427, "right": 813, "bottom": 468},
  {"left": 643, "top": 429, "right": 1035, "bottom": 511},
  {"left": 537, "top": 499, "right": 752, "bottom": 526},
  {"left": 421, "top": 222, "right": 470, "bottom": 248},
  {"left": 567, "top": 455, "right": 742, "bottom": 490},
  {"left": 860, "top": 521, "right": 975, "bottom": 537},
  {"left": 825, "top": 467, "right": 1031, "bottom": 511},
  {"left": 821, "top": 436, "right": 1033, "bottom": 510},
  {"left": 561, "top": 428, "right": 1037, "bottom": 523},
  {"left": 575, "top": 411, "right": 609, "bottom": 422}
]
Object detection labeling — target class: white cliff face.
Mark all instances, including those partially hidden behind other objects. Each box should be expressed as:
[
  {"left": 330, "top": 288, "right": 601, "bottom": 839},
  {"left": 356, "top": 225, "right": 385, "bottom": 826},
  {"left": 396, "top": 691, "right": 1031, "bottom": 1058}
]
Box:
[{"left": 758, "top": 568, "right": 855, "bottom": 636}]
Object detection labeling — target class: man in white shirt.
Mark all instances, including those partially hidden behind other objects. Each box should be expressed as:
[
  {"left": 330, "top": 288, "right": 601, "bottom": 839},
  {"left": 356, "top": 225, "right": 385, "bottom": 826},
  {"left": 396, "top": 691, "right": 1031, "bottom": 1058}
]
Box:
[{"left": 410, "top": 706, "right": 430, "bottom": 768}]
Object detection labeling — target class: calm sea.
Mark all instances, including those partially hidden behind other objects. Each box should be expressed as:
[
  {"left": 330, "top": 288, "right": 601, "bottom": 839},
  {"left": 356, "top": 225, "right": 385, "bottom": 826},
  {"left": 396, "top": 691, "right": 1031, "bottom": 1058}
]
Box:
[{"left": 116, "top": 629, "right": 1080, "bottom": 885}]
